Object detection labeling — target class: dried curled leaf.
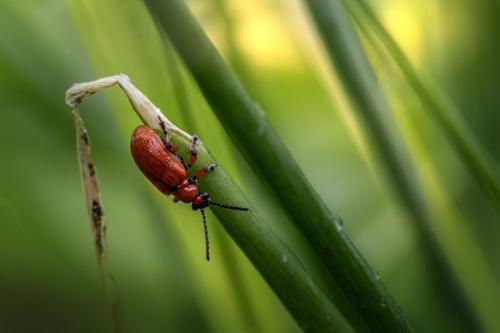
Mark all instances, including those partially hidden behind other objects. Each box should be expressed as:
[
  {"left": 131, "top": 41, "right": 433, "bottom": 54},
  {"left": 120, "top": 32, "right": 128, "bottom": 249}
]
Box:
[
  {"left": 74, "top": 109, "right": 120, "bottom": 329},
  {"left": 74, "top": 110, "right": 107, "bottom": 268}
]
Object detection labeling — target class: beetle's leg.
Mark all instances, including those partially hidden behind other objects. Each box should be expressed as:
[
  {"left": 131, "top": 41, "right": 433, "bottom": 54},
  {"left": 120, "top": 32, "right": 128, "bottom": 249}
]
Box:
[
  {"left": 158, "top": 116, "right": 170, "bottom": 140},
  {"left": 188, "top": 135, "right": 199, "bottom": 169},
  {"left": 158, "top": 116, "right": 176, "bottom": 153},
  {"left": 173, "top": 153, "right": 189, "bottom": 171},
  {"left": 194, "top": 164, "right": 218, "bottom": 180},
  {"left": 189, "top": 164, "right": 216, "bottom": 183}
]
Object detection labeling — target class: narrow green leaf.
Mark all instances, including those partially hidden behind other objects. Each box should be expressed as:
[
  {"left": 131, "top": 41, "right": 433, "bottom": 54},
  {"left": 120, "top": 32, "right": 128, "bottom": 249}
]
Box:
[
  {"left": 341, "top": 2, "right": 500, "bottom": 330},
  {"left": 345, "top": 0, "right": 500, "bottom": 213},
  {"left": 143, "top": 0, "right": 412, "bottom": 332},
  {"left": 301, "top": 0, "right": 482, "bottom": 331}
]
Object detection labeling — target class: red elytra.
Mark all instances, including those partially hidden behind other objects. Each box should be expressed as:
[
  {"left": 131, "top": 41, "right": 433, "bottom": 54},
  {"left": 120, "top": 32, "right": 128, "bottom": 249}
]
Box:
[{"left": 130, "top": 119, "right": 249, "bottom": 261}]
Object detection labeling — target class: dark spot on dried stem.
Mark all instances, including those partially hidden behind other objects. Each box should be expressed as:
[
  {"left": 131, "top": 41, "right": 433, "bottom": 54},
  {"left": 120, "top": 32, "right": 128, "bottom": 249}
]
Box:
[
  {"left": 88, "top": 163, "right": 95, "bottom": 176},
  {"left": 95, "top": 231, "right": 105, "bottom": 255},
  {"left": 81, "top": 130, "right": 89, "bottom": 145},
  {"left": 92, "top": 199, "right": 103, "bottom": 222}
]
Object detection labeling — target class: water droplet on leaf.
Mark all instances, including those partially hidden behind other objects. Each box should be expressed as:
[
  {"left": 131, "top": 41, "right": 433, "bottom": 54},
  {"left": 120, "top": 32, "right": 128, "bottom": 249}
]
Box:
[{"left": 335, "top": 218, "right": 344, "bottom": 231}]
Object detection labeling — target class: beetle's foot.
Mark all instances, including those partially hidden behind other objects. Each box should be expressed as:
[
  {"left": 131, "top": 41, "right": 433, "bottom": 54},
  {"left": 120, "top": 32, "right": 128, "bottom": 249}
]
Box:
[{"left": 188, "top": 134, "right": 199, "bottom": 168}]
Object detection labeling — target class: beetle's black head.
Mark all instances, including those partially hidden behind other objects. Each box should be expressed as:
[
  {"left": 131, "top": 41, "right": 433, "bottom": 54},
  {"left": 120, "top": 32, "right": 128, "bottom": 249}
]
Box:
[
  {"left": 192, "top": 192, "right": 211, "bottom": 210},
  {"left": 192, "top": 191, "right": 250, "bottom": 212}
]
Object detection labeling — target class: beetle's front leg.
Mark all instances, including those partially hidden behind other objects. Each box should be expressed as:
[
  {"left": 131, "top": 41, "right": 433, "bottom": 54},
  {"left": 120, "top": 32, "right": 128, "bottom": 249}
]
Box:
[
  {"left": 194, "top": 164, "right": 218, "bottom": 180},
  {"left": 188, "top": 164, "right": 217, "bottom": 184},
  {"left": 188, "top": 135, "right": 199, "bottom": 169}
]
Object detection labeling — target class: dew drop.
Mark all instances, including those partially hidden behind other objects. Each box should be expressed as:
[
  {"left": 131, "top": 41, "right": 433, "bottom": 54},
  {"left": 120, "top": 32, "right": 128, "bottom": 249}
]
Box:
[
  {"left": 256, "top": 123, "right": 266, "bottom": 137},
  {"left": 281, "top": 254, "right": 288, "bottom": 263},
  {"left": 335, "top": 218, "right": 344, "bottom": 231},
  {"left": 254, "top": 102, "right": 267, "bottom": 117}
]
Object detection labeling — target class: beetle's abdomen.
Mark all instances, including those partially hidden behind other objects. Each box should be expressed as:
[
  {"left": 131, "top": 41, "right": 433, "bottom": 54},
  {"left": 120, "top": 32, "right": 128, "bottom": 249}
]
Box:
[{"left": 130, "top": 125, "right": 187, "bottom": 194}]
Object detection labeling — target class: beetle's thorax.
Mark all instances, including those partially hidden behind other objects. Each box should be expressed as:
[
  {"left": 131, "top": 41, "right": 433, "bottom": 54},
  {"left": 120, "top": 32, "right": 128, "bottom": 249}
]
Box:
[{"left": 174, "top": 179, "right": 199, "bottom": 203}]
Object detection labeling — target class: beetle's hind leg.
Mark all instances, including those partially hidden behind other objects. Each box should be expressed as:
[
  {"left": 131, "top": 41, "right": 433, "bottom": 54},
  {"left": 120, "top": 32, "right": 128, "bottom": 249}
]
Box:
[{"left": 158, "top": 116, "right": 177, "bottom": 153}]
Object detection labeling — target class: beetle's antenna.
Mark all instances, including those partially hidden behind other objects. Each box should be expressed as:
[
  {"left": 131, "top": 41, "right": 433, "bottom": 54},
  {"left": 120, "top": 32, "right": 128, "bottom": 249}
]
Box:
[
  {"left": 200, "top": 208, "right": 210, "bottom": 261},
  {"left": 210, "top": 202, "right": 250, "bottom": 211}
]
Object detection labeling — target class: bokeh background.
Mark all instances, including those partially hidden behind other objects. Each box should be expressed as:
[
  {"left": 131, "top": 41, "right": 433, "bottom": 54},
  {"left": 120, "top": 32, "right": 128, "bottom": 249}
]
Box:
[{"left": 1, "top": 0, "right": 500, "bottom": 332}]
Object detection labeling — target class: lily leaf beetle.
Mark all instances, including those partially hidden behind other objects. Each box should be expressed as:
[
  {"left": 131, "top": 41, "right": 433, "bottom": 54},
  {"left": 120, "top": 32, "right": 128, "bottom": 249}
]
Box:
[{"left": 130, "top": 117, "right": 249, "bottom": 261}]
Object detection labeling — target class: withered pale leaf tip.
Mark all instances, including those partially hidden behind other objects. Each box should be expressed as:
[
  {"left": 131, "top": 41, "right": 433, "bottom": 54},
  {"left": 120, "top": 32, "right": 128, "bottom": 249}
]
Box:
[{"left": 66, "top": 74, "right": 191, "bottom": 141}]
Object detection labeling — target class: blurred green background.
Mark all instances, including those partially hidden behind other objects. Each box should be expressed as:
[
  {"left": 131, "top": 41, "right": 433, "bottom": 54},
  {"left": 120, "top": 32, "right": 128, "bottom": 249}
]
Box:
[{"left": 1, "top": 0, "right": 499, "bottom": 332}]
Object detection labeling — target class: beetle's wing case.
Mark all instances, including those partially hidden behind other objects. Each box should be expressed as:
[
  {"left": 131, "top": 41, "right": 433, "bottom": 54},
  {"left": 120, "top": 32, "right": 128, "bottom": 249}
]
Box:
[{"left": 130, "top": 125, "right": 187, "bottom": 194}]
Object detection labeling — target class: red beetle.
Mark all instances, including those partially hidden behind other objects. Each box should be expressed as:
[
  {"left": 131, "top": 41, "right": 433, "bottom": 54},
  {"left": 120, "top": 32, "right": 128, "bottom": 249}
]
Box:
[{"left": 130, "top": 117, "right": 248, "bottom": 261}]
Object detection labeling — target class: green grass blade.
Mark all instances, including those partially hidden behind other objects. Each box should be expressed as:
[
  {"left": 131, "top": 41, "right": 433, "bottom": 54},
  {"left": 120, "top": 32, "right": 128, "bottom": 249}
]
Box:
[
  {"left": 163, "top": 42, "right": 289, "bottom": 332},
  {"left": 143, "top": 0, "right": 412, "bottom": 331},
  {"left": 66, "top": 76, "right": 354, "bottom": 333},
  {"left": 301, "top": 0, "right": 483, "bottom": 331},
  {"left": 345, "top": 0, "right": 500, "bottom": 213},
  {"left": 392, "top": 94, "right": 500, "bottom": 333}
]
